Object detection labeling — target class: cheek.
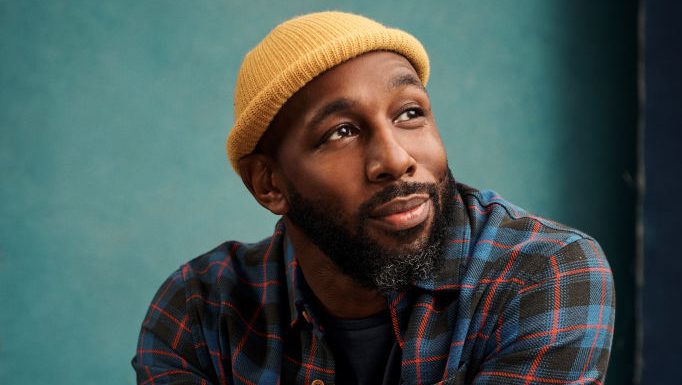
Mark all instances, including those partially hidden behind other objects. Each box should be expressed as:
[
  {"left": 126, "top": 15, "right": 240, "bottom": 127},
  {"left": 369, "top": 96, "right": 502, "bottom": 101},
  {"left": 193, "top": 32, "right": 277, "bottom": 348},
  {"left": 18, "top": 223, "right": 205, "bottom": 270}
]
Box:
[
  {"left": 283, "top": 155, "right": 368, "bottom": 213},
  {"left": 405, "top": 129, "right": 448, "bottom": 175}
]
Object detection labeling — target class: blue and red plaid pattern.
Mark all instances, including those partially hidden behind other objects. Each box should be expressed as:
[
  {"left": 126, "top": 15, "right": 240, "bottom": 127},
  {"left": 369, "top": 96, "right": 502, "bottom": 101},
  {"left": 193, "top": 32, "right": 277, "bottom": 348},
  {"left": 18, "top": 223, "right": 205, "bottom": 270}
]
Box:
[{"left": 132, "top": 183, "right": 615, "bottom": 384}]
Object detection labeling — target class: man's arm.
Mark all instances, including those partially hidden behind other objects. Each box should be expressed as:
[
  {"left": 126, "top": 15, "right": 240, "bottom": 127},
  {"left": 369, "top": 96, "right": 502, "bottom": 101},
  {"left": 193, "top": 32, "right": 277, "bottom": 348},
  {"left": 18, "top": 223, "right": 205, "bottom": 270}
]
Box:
[
  {"left": 473, "top": 237, "right": 615, "bottom": 384},
  {"left": 132, "top": 270, "right": 218, "bottom": 385}
]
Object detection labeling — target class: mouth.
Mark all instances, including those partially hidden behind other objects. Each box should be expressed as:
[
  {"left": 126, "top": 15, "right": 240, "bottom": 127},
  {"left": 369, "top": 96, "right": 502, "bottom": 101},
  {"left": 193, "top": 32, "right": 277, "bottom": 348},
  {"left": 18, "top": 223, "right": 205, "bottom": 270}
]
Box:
[{"left": 368, "top": 194, "right": 432, "bottom": 232}]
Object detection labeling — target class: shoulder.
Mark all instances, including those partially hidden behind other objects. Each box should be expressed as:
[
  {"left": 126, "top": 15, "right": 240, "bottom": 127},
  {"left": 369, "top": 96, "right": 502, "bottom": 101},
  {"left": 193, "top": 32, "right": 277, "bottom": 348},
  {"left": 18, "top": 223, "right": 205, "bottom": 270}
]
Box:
[
  {"left": 177, "top": 226, "right": 286, "bottom": 301},
  {"left": 457, "top": 183, "right": 612, "bottom": 287},
  {"left": 143, "top": 232, "right": 281, "bottom": 315},
  {"left": 446, "top": 185, "right": 615, "bottom": 382},
  {"left": 133, "top": 227, "right": 286, "bottom": 379},
  {"left": 142, "top": 222, "right": 286, "bottom": 323},
  {"left": 459, "top": 183, "right": 591, "bottom": 242}
]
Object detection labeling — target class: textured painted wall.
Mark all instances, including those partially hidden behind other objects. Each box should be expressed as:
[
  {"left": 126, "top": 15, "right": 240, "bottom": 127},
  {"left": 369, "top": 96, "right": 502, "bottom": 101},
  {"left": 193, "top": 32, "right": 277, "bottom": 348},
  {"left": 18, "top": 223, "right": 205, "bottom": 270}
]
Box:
[{"left": 0, "top": 1, "right": 636, "bottom": 384}]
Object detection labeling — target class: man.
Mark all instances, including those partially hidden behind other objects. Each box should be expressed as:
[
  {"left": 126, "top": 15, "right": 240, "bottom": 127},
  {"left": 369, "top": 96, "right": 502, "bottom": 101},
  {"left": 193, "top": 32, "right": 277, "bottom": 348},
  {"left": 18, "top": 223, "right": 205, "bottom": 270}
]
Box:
[{"left": 133, "top": 11, "right": 614, "bottom": 385}]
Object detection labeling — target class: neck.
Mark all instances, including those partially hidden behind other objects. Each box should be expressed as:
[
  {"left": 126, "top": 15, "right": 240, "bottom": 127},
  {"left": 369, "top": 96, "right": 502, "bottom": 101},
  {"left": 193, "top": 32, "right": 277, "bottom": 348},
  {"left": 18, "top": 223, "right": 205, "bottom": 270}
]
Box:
[{"left": 284, "top": 218, "right": 387, "bottom": 319}]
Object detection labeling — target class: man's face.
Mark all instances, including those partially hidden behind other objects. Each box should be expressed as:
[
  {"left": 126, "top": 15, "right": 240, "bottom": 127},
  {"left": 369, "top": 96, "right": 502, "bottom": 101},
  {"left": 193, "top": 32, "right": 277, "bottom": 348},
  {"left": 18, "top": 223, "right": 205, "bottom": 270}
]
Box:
[{"left": 265, "top": 51, "right": 451, "bottom": 292}]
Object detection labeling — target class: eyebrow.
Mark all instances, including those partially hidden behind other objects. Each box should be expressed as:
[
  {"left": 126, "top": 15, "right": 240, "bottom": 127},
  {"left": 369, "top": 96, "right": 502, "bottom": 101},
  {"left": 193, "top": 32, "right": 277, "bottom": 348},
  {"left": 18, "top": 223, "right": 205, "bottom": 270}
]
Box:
[
  {"left": 389, "top": 73, "right": 425, "bottom": 92},
  {"left": 306, "top": 73, "right": 425, "bottom": 129},
  {"left": 308, "top": 98, "right": 355, "bottom": 129}
]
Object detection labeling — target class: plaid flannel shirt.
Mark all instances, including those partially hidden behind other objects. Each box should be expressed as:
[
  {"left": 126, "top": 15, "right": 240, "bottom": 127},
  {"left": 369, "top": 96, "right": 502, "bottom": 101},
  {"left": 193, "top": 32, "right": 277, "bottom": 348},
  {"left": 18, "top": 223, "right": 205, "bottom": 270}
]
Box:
[{"left": 132, "top": 183, "right": 615, "bottom": 385}]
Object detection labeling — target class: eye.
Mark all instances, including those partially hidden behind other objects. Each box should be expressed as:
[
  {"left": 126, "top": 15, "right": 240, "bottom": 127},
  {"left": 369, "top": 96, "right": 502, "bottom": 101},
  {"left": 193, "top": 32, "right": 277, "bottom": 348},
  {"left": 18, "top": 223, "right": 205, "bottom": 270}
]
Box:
[
  {"left": 394, "top": 107, "right": 424, "bottom": 123},
  {"left": 326, "top": 124, "right": 358, "bottom": 142}
]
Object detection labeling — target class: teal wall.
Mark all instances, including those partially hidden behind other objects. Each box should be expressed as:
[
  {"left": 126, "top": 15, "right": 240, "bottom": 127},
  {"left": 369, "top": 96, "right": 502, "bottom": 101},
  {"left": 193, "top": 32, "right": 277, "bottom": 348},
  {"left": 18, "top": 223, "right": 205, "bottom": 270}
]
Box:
[{"left": 0, "top": 1, "right": 637, "bottom": 384}]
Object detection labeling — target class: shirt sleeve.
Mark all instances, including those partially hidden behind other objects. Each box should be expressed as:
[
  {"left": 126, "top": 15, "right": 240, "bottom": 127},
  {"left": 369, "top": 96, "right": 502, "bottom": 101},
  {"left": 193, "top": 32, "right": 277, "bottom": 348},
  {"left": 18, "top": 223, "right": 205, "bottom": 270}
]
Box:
[
  {"left": 472, "top": 237, "right": 616, "bottom": 384},
  {"left": 132, "top": 269, "right": 218, "bottom": 385}
]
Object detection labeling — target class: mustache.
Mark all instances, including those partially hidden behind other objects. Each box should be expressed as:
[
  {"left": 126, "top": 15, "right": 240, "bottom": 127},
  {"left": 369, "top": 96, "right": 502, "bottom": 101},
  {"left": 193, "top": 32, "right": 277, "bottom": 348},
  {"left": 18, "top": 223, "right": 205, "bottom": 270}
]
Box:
[{"left": 357, "top": 182, "right": 438, "bottom": 219}]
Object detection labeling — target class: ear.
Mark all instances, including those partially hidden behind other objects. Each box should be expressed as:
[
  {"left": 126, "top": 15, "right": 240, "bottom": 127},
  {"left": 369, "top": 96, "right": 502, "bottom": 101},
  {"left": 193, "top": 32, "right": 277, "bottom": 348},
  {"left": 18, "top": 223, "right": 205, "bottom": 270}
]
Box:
[{"left": 238, "top": 154, "right": 290, "bottom": 215}]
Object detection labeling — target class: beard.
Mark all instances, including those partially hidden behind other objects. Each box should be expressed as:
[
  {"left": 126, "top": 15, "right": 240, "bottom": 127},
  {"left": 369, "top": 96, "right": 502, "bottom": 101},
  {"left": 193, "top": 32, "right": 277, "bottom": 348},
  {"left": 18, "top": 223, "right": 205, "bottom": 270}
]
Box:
[{"left": 285, "top": 168, "right": 457, "bottom": 294}]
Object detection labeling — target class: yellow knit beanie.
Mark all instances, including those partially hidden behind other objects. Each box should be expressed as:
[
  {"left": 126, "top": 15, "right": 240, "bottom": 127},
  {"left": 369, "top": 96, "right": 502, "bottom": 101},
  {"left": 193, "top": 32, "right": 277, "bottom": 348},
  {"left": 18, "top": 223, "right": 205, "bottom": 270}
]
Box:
[{"left": 226, "top": 11, "right": 430, "bottom": 173}]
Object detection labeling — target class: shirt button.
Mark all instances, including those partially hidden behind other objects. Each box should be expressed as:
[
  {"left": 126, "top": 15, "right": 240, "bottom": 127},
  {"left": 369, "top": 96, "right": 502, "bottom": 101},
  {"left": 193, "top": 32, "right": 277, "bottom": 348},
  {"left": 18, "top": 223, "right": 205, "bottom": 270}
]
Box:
[{"left": 311, "top": 380, "right": 324, "bottom": 385}]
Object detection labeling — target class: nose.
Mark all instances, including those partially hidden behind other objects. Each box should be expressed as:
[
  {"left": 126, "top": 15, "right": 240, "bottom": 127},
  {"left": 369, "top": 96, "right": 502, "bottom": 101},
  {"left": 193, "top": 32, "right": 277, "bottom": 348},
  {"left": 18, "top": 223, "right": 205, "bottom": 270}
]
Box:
[{"left": 365, "top": 124, "right": 417, "bottom": 182}]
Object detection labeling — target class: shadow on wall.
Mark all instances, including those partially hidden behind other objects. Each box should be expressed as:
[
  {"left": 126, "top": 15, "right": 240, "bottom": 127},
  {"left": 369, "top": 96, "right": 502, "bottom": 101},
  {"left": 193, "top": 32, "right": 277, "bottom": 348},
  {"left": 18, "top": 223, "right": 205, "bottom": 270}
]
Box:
[{"left": 551, "top": 3, "right": 638, "bottom": 384}]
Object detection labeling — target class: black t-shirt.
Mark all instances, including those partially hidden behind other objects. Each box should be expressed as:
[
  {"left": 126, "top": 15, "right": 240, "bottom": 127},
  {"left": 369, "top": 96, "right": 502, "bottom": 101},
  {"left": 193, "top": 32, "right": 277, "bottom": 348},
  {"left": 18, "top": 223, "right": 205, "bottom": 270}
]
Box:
[{"left": 322, "top": 311, "right": 401, "bottom": 385}]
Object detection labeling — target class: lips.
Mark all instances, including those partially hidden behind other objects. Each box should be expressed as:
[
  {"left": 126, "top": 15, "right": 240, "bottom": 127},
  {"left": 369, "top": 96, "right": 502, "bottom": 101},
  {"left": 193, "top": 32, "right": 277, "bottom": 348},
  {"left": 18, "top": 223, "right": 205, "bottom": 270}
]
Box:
[{"left": 368, "top": 194, "right": 432, "bottom": 231}]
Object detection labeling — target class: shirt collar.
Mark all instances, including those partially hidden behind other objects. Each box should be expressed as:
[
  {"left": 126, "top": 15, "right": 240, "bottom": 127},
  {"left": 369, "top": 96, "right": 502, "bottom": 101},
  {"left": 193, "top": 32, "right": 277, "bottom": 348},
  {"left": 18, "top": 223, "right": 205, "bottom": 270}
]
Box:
[
  {"left": 283, "top": 231, "right": 327, "bottom": 334},
  {"left": 283, "top": 232, "right": 303, "bottom": 329}
]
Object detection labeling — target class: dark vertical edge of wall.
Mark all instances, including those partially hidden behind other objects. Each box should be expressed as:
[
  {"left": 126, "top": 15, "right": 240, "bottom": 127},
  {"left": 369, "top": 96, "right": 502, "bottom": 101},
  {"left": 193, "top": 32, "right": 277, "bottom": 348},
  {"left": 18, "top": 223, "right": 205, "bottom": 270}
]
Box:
[
  {"left": 634, "top": 0, "right": 646, "bottom": 383},
  {"left": 554, "top": 3, "right": 639, "bottom": 384},
  {"left": 566, "top": 3, "right": 639, "bottom": 384},
  {"left": 642, "top": 1, "right": 682, "bottom": 385}
]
